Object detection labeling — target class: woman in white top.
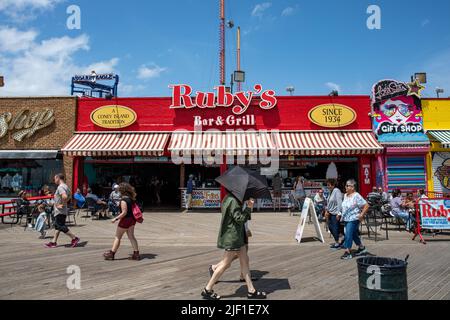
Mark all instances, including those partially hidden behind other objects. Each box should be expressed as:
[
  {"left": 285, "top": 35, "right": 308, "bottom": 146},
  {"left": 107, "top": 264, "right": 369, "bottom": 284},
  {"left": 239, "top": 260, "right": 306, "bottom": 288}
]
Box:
[{"left": 293, "top": 176, "right": 306, "bottom": 210}]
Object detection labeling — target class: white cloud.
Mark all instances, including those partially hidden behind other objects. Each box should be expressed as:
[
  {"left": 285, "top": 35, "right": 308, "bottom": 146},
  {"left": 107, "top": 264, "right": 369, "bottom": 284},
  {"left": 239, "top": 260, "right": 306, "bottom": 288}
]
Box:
[
  {"left": 137, "top": 64, "right": 167, "bottom": 79},
  {"left": 325, "top": 82, "right": 341, "bottom": 93},
  {"left": 252, "top": 2, "right": 272, "bottom": 18},
  {"left": 120, "top": 83, "right": 146, "bottom": 96},
  {"left": 0, "top": 27, "right": 37, "bottom": 52},
  {"left": 421, "top": 19, "right": 430, "bottom": 27},
  {"left": 0, "top": 0, "right": 62, "bottom": 21},
  {"left": 0, "top": 26, "right": 120, "bottom": 96},
  {"left": 281, "top": 6, "right": 297, "bottom": 17}
]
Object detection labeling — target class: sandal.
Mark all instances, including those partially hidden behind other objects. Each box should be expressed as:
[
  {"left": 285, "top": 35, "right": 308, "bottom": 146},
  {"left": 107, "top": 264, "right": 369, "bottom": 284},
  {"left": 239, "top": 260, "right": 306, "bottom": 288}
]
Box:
[
  {"left": 247, "top": 290, "right": 267, "bottom": 299},
  {"left": 201, "top": 288, "right": 221, "bottom": 300}
]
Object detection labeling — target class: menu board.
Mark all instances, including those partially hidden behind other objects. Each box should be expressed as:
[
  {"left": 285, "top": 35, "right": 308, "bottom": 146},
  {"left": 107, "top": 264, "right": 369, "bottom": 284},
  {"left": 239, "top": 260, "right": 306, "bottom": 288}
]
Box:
[
  {"left": 180, "top": 189, "right": 221, "bottom": 209},
  {"left": 257, "top": 188, "right": 325, "bottom": 210}
]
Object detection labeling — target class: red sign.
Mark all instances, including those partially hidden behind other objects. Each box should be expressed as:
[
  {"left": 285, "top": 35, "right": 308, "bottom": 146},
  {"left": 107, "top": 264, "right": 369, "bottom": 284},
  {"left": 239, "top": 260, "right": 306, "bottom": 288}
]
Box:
[
  {"left": 169, "top": 84, "right": 277, "bottom": 115},
  {"left": 77, "top": 95, "right": 372, "bottom": 132}
]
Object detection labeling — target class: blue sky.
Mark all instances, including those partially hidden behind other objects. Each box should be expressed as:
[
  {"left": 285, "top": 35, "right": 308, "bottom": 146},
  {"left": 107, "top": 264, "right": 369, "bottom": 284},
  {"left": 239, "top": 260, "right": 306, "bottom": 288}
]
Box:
[{"left": 0, "top": 0, "right": 449, "bottom": 97}]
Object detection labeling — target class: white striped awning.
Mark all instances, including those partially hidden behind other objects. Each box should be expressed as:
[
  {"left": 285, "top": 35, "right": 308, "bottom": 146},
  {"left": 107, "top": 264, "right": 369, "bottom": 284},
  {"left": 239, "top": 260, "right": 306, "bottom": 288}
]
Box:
[
  {"left": 274, "top": 131, "right": 383, "bottom": 156},
  {"left": 168, "top": 132, "right": 277, "bottom": 156},
  {"left": 62, "top": 133, "right": 170, "bottom": 157},
  {"left": 428, "top": 130, "right": 450, "bottom": 148}
]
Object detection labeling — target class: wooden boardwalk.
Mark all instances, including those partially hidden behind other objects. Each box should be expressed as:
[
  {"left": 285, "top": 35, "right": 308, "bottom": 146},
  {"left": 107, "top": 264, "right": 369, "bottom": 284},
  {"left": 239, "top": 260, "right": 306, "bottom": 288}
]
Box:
[{"left": 0, "top": 212, "right": 449, "bottom": 300}]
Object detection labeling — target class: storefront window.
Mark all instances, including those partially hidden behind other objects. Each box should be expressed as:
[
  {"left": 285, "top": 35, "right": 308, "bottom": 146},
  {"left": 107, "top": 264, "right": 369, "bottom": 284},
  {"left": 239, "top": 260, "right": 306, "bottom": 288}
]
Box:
[
  {"left": 84, "top": 158, "right": 181, "bottom": 207},
  {"left": 0, "top": 159, "right": 63, "bottom": 197}
]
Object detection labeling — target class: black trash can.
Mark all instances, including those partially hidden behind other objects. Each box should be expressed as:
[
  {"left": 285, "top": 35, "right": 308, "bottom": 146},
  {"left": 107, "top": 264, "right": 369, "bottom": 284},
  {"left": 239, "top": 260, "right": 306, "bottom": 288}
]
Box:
[{"left": 357, "top": 256, "right": 408, "bottom": 300}]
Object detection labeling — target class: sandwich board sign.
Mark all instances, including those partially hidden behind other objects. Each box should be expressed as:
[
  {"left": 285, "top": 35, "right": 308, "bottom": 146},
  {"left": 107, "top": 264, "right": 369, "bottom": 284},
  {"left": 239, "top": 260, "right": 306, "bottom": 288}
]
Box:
[{"left": 295, "top": 198, "right": 325, "bottom": 244}]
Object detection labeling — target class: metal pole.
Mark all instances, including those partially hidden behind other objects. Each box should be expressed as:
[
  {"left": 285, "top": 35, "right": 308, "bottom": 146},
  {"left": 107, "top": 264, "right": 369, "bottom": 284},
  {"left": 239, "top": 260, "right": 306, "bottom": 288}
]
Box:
[
  {"left": 237, "top": 27, "right": 241, "bottom": 92},
  {"left": 219, "top": 0, "right": 226, "bottom": 86}
]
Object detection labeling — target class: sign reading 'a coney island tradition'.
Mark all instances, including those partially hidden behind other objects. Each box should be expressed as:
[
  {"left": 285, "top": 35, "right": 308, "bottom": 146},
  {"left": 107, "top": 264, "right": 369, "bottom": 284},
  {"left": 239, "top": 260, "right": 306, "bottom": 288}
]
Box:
[{"left": 90, "top": 105, "right": 137, "bottom": 129}]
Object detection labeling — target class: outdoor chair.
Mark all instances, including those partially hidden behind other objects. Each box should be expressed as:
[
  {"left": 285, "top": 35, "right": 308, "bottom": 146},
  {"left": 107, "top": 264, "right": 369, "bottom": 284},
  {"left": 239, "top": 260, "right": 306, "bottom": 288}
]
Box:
[
  {"left": 362, "top": 206, "right": 389, "bottom": 241},
  {"left": 66, "top": 205, "right": 77, "bottom": 226},
  {"left": 84, "top": 197, "right": 104, "bottom": 220}
]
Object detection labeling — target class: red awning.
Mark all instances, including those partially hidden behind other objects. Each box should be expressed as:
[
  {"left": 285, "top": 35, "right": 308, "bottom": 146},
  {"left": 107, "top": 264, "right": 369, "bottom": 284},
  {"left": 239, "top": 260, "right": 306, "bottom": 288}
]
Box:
[
  {"left": 62, "top": 133, "right": 170, "bottom": 157},
  {"left": 273, "top": 131, "right": 383, "bottom": 156},
  {"left": 168, "top": 131, "right": 382, "bottom": 156}
]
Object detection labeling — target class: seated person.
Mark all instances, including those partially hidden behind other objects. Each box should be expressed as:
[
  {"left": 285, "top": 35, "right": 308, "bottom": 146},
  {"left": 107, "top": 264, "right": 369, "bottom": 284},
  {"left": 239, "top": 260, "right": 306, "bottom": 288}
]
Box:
[
  {"left": 34, "top": 204, "right": 48, "bottom": 239},
  {"left": 85, "top": 188, "right": 108, "bottom": 219},
  {"left": 16, "top": 190, "right": 32, "bottom": 227},
  {"left": 313, "top": 189, "right": 327, "bottom": 220},
  {"left": 417, "top": 189, "right": 427, "bottom": 199},
  {"left": 404, "top": 192, "right": 416, "bottom": 210},
  {"left": 73, "top": 188, "right": 86, "bottom": 209},
  {"left": 390, "top": 189, "right": 413, "bottom": 230},
  {"left": 40, "top": 185, "right": 51, "bottom": 197},
  {"left": 108, "top": 184, "right": 121, "bottom": 216}
]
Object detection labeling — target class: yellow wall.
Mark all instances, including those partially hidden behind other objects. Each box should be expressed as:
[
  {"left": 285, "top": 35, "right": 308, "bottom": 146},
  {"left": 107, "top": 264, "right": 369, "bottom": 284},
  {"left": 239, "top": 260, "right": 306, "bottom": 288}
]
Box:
[
  {"left": 423, "top": 99, "right": 450, "bottom": 192},
  {"left": 422, "top": 99, "right": 450, "bottom": 130}
]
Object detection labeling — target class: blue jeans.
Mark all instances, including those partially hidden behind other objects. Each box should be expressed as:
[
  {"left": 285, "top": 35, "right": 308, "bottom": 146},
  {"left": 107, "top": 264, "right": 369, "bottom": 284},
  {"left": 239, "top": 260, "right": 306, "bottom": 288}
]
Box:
[
  {"left": 393, "top": 210, "right": 412, "bottom": 229},
  {"left": 34, "top": 213, "right": 47, "bottom": 234},
  {"left": 343, "top": 220, "right": 362, "bottom": 250},
  {"left": 328, "top": 215, "right": 340, "bottom": 243}
]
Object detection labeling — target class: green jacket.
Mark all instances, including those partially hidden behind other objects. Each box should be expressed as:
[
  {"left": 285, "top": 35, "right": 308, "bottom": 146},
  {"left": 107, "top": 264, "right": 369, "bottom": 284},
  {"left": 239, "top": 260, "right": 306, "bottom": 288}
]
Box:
[{"left": 217, "top": 194, "right": 252, "bottom": 250}]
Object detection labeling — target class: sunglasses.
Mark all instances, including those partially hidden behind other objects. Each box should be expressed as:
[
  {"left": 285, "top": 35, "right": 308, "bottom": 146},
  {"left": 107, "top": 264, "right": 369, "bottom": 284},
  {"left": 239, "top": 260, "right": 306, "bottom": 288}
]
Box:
[{"left": 383, "top": 104, "right": 413, "bottom": 117}]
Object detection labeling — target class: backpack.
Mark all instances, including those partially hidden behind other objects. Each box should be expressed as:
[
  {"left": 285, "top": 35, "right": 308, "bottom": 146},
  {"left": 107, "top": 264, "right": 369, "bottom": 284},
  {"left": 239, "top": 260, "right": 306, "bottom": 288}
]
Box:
[{"left": 132, "top": 203, "right": 144, "bottom": 223}]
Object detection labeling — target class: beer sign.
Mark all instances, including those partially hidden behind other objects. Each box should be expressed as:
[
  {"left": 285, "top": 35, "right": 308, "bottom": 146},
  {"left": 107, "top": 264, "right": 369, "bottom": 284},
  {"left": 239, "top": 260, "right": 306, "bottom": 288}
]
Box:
[{"left": 308, "top": 104, "right": 357, "bottom": 128}]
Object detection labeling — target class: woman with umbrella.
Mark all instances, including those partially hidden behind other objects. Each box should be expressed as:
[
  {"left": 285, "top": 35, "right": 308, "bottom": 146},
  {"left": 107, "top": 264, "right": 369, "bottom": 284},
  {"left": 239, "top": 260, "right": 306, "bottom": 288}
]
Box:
[{"left": 201, "top": 167, "right": 267, "bottom": 300}]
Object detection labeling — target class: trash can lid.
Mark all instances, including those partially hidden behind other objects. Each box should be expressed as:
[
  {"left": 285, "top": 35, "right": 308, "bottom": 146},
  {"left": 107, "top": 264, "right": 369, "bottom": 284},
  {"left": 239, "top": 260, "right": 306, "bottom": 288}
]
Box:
[{"left": 357, "top": 257, "right": 408, "bottom": 269}]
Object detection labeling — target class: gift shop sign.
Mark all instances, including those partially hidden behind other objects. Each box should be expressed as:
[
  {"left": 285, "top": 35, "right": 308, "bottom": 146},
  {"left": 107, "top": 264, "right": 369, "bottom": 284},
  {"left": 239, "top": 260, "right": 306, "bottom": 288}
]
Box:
[
  {"left": 308, "top": 104, "right": 357, "bottom": 128},
  {"left": 169, "top": 84, "right": 277, "bottom": 127},
  {"left": 0, "top": 109, "right": 55, "bottom": 142},
  {"left": 90, "top": 105, "right": 137, "bottom": 129}
]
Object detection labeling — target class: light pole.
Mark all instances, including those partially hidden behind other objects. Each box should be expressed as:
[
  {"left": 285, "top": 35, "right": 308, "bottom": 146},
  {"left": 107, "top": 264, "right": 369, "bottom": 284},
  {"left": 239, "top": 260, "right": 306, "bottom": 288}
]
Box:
[{"left": 436, "top": 88, "right": 444, "bottom": 98}]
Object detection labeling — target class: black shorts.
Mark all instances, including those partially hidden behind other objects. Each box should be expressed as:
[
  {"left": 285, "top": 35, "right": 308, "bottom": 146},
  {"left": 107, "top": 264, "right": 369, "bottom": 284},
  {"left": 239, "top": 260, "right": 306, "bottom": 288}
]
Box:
[{"left": 54, "top": 215, "right": 69, "bottom": 234}]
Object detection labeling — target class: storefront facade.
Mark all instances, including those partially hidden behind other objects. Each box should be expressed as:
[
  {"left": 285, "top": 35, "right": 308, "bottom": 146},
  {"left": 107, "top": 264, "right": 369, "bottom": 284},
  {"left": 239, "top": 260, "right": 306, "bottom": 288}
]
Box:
[
  {"left": 63, "top": 89, "right": 382, "bottom": 209},
  {"left": 422, "top": 98, "right": 450, "bottom": 195},
  {"left": 0, "top": 97, "right": 77, "bottom": 197},
  {"left": 371, "top": 80, "right": 430, "bottom": 192}
]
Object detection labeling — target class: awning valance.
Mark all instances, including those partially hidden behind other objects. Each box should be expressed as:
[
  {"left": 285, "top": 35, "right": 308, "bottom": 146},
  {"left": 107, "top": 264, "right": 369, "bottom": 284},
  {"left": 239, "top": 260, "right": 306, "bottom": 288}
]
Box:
[
  {"left": 168, "top": 132, "right": 276, "bottom": 156},
  {"left": 168, "top": 131, "right": 383, "bottom": 156},
  {"left": 428, "top": 130, "right": 450, "bottom": 149},
  {"left": 0, "top": 150, "right": 59, "bottom": 159},
  {"left": 274, "top": 131, "right": 383, "bottom": 156},
  {"left": 62, "top": 133, "right": 170, "bottom": 157}
]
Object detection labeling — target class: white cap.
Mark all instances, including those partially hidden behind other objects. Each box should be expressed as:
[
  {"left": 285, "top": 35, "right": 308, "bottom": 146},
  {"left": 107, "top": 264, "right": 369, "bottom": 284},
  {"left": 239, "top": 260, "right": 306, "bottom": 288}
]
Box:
[{"left": 113, "top": 184, "right": 119, "bottom": 190}]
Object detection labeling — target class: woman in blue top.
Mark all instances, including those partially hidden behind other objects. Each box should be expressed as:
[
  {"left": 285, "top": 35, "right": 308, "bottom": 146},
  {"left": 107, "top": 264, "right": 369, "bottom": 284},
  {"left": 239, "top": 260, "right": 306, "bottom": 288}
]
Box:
[{"left": 339, "top": 179, "right": 369, "bottom": 260}]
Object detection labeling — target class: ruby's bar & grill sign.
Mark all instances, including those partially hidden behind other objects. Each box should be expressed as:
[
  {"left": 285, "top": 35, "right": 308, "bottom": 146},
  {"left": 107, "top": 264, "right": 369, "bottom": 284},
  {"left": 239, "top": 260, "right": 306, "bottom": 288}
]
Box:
[
  {"left": 418, "top": 199, "right": 450, "bottom": 230},
  {"left": 169, "top": 84, "right": 277, "bottom": 128}
]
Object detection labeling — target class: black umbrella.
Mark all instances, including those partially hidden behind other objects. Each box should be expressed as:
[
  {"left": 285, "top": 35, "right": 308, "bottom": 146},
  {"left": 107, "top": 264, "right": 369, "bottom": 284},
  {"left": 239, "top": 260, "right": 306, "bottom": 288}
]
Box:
[{"left": 215, "top": 166, "right": 272, "bottom": 203}]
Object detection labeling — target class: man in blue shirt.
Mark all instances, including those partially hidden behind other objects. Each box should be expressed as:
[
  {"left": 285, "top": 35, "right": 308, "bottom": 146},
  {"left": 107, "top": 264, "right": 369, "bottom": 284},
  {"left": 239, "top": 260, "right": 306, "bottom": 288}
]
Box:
[
  {"left": 86, "top": 188, "right": 108, "bottom": 219},
  {"left": 185, "top": 175, "right": 195, "bottom": 212}
]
